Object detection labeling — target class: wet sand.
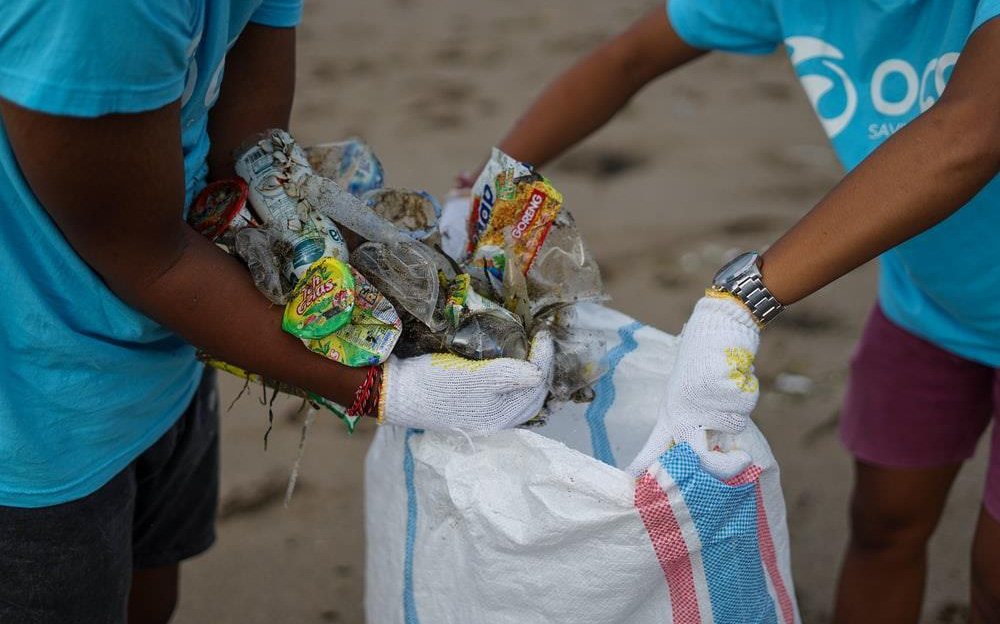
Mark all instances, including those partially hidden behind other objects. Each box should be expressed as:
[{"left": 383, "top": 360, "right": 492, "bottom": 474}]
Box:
[{"left": 175, "top": 1, "right": 987, "bottom": 622}]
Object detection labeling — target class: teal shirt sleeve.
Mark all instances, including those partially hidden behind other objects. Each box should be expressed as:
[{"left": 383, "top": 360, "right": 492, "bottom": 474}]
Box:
[
  {"left": 666, "top": 0, "right": 782, "bottom": 55},
  {"left": 973, "top": 0, "right": 1000, "bottom": 33},
  {"left": 250, "top": 0, "right": 304, "bottom": 28},
  {"left": 0, "top": 0, "right": 194, "bottom": 118}
]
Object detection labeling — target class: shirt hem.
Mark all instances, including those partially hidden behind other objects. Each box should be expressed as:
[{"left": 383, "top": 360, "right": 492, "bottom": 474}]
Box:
[
  {"left": 248, "top": 7, "right": 303, "bottom": 28},
  {"left": 0, "top": 372, "right": 202, "bottom": 509}
]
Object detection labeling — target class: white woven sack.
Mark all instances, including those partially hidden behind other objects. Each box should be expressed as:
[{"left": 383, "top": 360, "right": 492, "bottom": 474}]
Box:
[{"left": 365, "top": 303, "right": 800, "bottom": 624}]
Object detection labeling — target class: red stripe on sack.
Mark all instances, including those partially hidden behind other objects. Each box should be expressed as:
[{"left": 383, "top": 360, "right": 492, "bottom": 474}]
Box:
[
  {"left": 754, "top": 487, "right": 796, "bottom": 624},
  {"left": 635, "top": 471, "right": 702, "bottom": 624},
  {"left": 722, "top": 464, "right": 762, "bottom": 487},
  {"left": 723, "top": 465, "right": 796, "bottom": 624}
]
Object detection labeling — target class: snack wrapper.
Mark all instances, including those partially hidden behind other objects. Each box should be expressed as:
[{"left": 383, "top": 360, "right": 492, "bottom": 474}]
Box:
[
  {"left": 465, "top": 148, "right": 531, "bottom": 258},
  {"left": 282, "top": 257, "right": 355, "bottom": 340},
  {"left": 304, "top": 268, "right": 402, "bottom": 367},
  {"left": 476, "top": 175, "right": 563, "bottom": 274}
]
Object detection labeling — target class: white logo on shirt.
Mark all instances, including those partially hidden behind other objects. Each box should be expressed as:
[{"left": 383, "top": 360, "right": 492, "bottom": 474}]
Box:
[
  {"left": 785, "top": 36, "right": 959, "bottom": 141},
  {"left": 785, "top": 36, "right": 857, "bottom": 139}
]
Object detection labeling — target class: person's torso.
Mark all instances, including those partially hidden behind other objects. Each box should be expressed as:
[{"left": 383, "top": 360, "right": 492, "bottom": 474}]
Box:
[
  {"left": 774, "top": 0, "right": 1000, "bottom": 365},
  {"left": 0, "top": 0, "right": 275, "bottom": 506}
]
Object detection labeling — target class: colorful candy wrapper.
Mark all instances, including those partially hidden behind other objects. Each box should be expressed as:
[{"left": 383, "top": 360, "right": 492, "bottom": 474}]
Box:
[
  {"left": 305, "top": 139, "right": 385, "bottom": 198},
  {"left": 304, "top": 268, "right": 402, "bottom": 367},
  {"left": 187, "top": 178, "right": 256, "bottom": 241},
  {"left": 465, "top": 148, "right": 531, "bottom": 258},
  {"left": 282, "top": 257, "right": 355, "bottom": 340}
]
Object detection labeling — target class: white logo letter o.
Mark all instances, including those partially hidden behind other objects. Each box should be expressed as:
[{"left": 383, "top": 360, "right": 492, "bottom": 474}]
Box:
[{"left": 871, "top": 59, "right": 918, "bottom": 116}]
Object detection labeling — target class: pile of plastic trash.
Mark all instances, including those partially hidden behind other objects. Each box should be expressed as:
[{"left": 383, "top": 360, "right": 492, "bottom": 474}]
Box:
[{"left": 188, "top": 129, "right": 608, "bottom": 428}]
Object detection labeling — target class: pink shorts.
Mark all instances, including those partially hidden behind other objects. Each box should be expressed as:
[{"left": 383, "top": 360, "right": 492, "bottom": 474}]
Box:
[{"left": 840, "top": 306, "right": 1000, "bottom": 519}]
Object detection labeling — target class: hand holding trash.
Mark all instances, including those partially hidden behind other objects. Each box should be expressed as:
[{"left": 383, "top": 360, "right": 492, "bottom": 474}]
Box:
[
  {"left": 379, "top": 330, "right": 555, "bottom": 433},
  {"left": 627, "top": 293, "right": 761, "bottom": 479}
]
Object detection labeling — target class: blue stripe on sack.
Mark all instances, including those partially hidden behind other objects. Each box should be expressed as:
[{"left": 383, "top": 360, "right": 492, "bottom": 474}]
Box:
[
  {"left": 403, "top": 428, "right": 423, "bottom": 624},
  {"left": 660, "top": 444, "right": 777, "bottom": 624},
  {"left": 585, "top": 321, "right": 643, "bottom": 467}
]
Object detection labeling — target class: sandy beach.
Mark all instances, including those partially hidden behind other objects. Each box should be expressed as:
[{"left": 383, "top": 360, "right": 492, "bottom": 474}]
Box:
[{"left": 175, "top": 1, "right": 988, "bottom": 621}]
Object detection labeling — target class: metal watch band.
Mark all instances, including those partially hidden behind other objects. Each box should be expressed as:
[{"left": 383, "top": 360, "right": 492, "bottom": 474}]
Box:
[{"left": 731, "top": 274, "right": 784, "bottom": 324}]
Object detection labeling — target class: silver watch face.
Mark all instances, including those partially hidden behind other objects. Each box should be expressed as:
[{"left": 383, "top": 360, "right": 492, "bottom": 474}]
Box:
[{"left": 713, "top": 252, "right": 758, "bottom": 289}]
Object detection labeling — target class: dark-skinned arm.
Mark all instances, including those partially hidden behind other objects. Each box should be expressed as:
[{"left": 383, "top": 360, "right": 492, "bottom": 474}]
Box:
[
  {"left": 761, "top": 19, "right": 1000, "bottom": 305},
  {"left": 497, "top": 6, "right": 704, "bottom": 168},
  {"left": 0, "top": 27, "right": 368, "bottom": 407},
  {"left": 206, "top": 23, "right": 296, "bottom": 181}
]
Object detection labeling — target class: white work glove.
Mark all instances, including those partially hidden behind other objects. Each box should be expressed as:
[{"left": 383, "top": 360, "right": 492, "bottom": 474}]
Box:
[
  {"left": 379, "top": 331, "right": 555, "bottom": 434},
  {"left": 627, "top": 294, "right": 761, "bottom": 479}
]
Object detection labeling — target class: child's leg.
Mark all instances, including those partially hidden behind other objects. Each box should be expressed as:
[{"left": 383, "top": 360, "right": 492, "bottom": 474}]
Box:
[
  {"left": 834, "top": 306, "right": 995, "bottom": 624},
  {"left": 834, "top": 461, "right": 960, "bottom": 624},
  {"left": 128, "top": 564, "right": 179, "bottom": 624},
  {"left": 127, "top": 368, "right": 220, "bottom": 624}
]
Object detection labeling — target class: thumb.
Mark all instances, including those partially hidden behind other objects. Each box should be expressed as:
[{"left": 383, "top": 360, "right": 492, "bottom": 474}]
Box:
[
  {"left": 491, "top": 358, "right": 547, "bottom": 393},
  {"left": 685, "top": 430, "right": 752, "bottom": 480},
  {"left": 528, "top": 330, "right": 556, "bottom": 371},
  {"left": 626, "top": 418, "right": 675, "bottom": 477},
  {"left": 489, "top": 330, "right": 554, "bottom": 393}
]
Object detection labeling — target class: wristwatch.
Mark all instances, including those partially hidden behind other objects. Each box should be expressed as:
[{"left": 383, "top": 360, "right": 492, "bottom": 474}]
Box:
[{"left": 712, "top": 251, "right": 784, "bottom": 326}]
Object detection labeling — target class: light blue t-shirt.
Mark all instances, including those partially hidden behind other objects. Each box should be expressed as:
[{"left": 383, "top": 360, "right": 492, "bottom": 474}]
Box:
[
  {"left": 0, "top": 0, "right": 302, "bottom": 507},
  {"left": 668, "top": 0, "right": 1000, "bottom": 366}
]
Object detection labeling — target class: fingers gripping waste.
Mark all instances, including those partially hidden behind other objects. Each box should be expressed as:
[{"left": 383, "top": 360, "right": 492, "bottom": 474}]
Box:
[{"left": 187, "top": 130, "right": 610, "bottom": 430}]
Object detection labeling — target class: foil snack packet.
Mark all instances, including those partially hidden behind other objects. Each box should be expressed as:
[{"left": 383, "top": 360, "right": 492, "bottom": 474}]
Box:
[
  {"left": 282, "top": 257, "right": 356, "bottom": 340},
  {"left": 465, "top": 147, "right": 532, "bottom": 259},
  {"left": 475, "top": 174, "right": 563, "bottom": 276},
  {"left": 303, "top": 268, "right": 402, "bottom": 367}
]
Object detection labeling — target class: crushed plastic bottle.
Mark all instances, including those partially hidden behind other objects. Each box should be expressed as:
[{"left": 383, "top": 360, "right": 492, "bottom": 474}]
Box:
[
  {"left": 447, "top": 310, "right": 528, "bottom": 361},
  {"left": 299, "top": 173, "right": 457, "bottom": 279},
  {"left": 234, "top": 130, "right": 350, "bottom": 284}
]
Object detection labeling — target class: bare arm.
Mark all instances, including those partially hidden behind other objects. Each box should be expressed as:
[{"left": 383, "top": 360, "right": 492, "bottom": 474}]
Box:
[
  {"left": 0, "top": 26, "right": 368, "bottom": 406},
  {"left": 497, "top": 6, "right": 704, "bottom": 168},
  {"left": 207, "top": 23, "right": 296, "bottom": 180},
  {"left": 760, "top": 18, "right": 1000, "bottom": 305}
]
